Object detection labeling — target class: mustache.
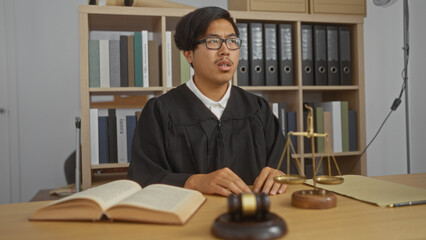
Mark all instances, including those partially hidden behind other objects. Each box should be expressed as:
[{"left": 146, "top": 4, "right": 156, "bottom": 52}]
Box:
[{"left": 214, "top": 57, "right": 234, "bottom": 65}]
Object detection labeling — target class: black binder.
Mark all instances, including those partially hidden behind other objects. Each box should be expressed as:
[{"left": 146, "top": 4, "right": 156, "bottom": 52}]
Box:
[
  {"left": 248, "top": 23, "right": 264, "bottom": 86},
  {"left": 339, "top": 26, "right": 352, "bottom": 85},
  {"left": 237, "top": 23, "right": 249, "bottom": 86},
  {"left": 301, "top": 24, "right": 314, "bottom": 86},
  {"left": 264, "top": 23, "right": 278, "bottom": 86},
  {"left": 313, "top": 25, "right": 328, "bottom": 85},
  {"left": 327, "top": 25, "right": 340, "bottom": 85},
  {"left": 277, "top": 24, "right": 293, "bottom": 86}
]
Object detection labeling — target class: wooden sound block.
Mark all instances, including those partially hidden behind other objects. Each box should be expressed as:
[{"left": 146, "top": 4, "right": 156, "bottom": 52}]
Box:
[
  {"left": 211, "top": 212, "right": 287, "bottom": 240},
  {"left": 291, "top": 189, "right": 337, "bottom": 209}
]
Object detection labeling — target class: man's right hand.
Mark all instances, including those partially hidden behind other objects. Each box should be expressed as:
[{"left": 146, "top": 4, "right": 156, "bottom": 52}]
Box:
[{"left": 184, "top": 167, "right": 251, "bottom": 197}]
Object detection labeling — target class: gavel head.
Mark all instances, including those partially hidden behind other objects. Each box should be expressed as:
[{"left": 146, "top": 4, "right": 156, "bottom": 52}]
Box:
[{"left": 227, "top": 193, "right": 270, "bottom": 222}]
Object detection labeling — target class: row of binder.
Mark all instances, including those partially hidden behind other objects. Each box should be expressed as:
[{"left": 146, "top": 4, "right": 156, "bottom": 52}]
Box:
[
  {"left": 237, "top": 23, "right": 294, "bottom": 86},
  {"left": 302, "top": 24, "right": 352, "bottom": 86},
  {"left": 237, "top": 23, "right": 352, "bottom": 87}
]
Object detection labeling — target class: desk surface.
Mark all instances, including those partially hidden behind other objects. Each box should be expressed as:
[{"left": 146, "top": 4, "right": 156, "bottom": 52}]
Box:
[{"left": 1, "top": 173, "right": 426, "bottom": 240}]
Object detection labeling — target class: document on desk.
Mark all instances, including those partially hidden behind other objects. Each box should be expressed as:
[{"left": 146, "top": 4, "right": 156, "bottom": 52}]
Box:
[{"left": 305, "top": 175, "right": 426, "bottom": 207}]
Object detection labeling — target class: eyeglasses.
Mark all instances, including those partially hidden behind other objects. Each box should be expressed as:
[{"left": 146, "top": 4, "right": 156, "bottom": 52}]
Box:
[{"left": 197, "top": 37, "right": 242, "bottom": 50}]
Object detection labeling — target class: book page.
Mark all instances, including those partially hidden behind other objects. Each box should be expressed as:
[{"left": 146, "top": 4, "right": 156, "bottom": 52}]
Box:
[
  {"left": 48, "top": 179, "right": 141, "bottom": 211},
  {"left": 115, "top": 184, "right": 202, "bottom": 213}
]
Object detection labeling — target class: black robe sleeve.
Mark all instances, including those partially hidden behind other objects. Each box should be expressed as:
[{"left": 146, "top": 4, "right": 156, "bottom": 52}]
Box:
[{"left": 127, "top": 97, "right": 192, "bottom": 187}]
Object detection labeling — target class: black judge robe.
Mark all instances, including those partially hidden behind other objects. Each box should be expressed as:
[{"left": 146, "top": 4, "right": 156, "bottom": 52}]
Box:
[{"left": 127, "top": 84, "right": 286, "bottom": 187}]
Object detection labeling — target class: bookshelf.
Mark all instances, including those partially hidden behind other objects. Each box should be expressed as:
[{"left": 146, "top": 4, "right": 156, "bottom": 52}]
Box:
[{"left": 79, "top": 4, "right": 366, "bottom": 189}]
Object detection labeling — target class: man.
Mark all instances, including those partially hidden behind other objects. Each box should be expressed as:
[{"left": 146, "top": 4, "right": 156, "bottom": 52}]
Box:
[{"left": 128, "top": 6, "right": 287, "bottom": 196}]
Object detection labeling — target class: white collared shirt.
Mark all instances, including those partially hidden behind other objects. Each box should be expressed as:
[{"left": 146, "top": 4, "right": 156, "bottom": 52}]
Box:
[{"left": 186, "top": 79, "right": 232, "bottom": 120}]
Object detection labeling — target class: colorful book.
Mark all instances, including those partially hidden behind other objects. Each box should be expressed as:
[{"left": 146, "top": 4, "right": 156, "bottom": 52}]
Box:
[
  {"left": 315, "top": 106, "right": 324, "bottom": 153},
  {"left": 341, "top": 101, "right": 349, "bottom": 152},
  {"left": 88, "top": 40, "right": 100, "bottom": 87},
  {"left": 127, "top": 35, "right": 135, "bottom": 87},
  {"left": 134, "top": 32, "right": 143, "bottom": 87}
]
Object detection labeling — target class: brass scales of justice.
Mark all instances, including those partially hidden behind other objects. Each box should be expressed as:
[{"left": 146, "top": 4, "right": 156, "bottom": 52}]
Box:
[{"left": 274, "top": 104, "right": 344, "bottom": 209}]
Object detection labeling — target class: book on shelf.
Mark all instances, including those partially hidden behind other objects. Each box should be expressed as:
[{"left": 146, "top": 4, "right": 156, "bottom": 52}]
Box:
[
  {"left": 315, "top": 106, "right": 325, "bottom": 153},
  {"left": 109, "top": 39, "right": 121, "bottom": 87},
  {"left": 99, "top": 39, "right": 110, "bottom": 88},
  {"left": 98, "top": 109, "right": 109, "bottom": 164},
  {"left": 116, "top": 109, "right": 139, "bottom": 163},
  {"left": 272, "top": 102, "right": 287, "bottom": 136},
  {"left": 171, "top": 31, "right": 182, "bottom": 87},
  {"left": 88, "top": 40, "right": 100, "bottom": 87},
  {"left": 348, "top": 110, "right": 357, "bottom": 151},
  {"left": 142, "top": 30, "right": 149, "bottom": 87},
  {"left": 90, "top": 109, "right": 100, "bottom": 165},
  {"left": 108, "top": 109, "right": 118, "bottom": 163},
  {"left": 165, "top": 31, "right": 172, "bottom": 87},
  {"left": 119, "top": 35, "right": 128, "bottom": 87},
  {"left": 134, "top": 31, "right": 143, "bottom": 87},
  {"left": 126, "top": 115, "right": 137, "bottom": 162},
  {"left": 30, "top": 180, "right": 206, "bottom": 225},
  {"left": 340, "top": 101, "right": 349, "bottom": 152},
  {"left": 320, "top": 101, "right": 342, "bottom": 152},
  {"left": 92, "top": 108, "right": 139, "bottom": 164},
  {"left": 323, "top": 111, "right": 333, "bottom": 153},
  {"left": 148, "top": 39, "right": 160, "bottom": 87},
  {"left": 127, "top": 35, "right": 135, "bottom": 87}
]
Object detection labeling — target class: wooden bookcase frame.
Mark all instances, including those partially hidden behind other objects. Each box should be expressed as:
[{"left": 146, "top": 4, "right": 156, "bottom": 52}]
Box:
[{"left": 79, "top": 5, "right": 366, "bottom": 190}]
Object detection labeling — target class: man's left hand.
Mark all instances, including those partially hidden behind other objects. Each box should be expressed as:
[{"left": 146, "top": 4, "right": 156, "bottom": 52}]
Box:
[{"left": 253, "top": 167, "right": 288, "bottom": 195}]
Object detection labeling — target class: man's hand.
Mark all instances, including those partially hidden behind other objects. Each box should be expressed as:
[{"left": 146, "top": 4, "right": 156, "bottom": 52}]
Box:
[
  {"left": 184, "top": 167, "right": 251, "bottom": 197},
  {"left": 253, "top": 167, "right": 288, "bottom": 195}
]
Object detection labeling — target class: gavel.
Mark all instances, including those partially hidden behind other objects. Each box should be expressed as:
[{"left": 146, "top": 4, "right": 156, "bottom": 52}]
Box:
[{"left": 227, "top": 193, "right": 270, "bottom": 222}]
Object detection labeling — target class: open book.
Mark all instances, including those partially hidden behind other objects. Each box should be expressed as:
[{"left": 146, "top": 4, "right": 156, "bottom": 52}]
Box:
[{"left": 30, "top": 180, "right": 206, "bottom": 225}]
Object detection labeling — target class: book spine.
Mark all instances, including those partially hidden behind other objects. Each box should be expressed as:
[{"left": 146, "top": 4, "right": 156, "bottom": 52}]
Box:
[
  {"left": 120, "top": 35, "right": 129, "bottom": 87},
  {"left": 126, "top": 115, "right": 137, "bottom": 162},
  {"left": 109, "top": 39, "right": 121, "bottom": 87},
  {"left": 108, "top": 109, "right": 118, "bottom": 163},
  {"left": 88, "top": 40, "right": 100, "bottom": 87},
  {"left": 90, "top": 109, "right": 99, "bottom": 165},
  {"left": 127, "top": 35, "right": 135, "bottom": 87},
  {"left": 134, "top": 32, "right": 143, "bottom": 87},
  {"left": 341, "top": 101, "right": 349, "bottom": 152},
  {"left": 98, "top": 109, "right": 109, "bottom": 164},
  {"left": 142, "top": 30, "right": 149, "bottom": 87},
  {"left": 165, "top": 31, "right": 172, "bottom": 87},
  {"left": 99, "top": 39, "right": 110, "bottom": 87}
]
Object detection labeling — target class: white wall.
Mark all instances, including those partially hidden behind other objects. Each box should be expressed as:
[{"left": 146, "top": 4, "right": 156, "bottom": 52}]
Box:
[
  {"left": 3, "top": 0, "right": 85, "bottom": 202},
  {"left": 364, "top": 0, "right": 426, "bottom": 176},
  {"left": 2, "top": 0, "right": 425, "bottom": 203},
  {"left": 407, "top": 1, "right": 426, "bottom": 173}
]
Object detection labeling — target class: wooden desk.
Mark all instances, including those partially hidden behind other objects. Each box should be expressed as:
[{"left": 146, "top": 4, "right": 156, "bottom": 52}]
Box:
[{"left": 1, "top": 173, "right": 426, "bottom": 240}]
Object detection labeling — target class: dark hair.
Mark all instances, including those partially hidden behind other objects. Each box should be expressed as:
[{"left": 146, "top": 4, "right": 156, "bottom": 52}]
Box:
[{"left": 174, "top": 6, "right": 239, "bottom": 51}]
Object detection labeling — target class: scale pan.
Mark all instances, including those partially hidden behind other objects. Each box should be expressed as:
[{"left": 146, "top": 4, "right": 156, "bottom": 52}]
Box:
[
  {"left": 274, "top": 174, "right": 306, "bottom": 184},
  {"left": 315, "top": 175, "right": 344, "bottom": 185}
]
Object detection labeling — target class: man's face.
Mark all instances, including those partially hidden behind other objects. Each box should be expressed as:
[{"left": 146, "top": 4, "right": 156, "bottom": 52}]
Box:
[{"left": 185, "top": 19, "right": 240, "bottom": 87}]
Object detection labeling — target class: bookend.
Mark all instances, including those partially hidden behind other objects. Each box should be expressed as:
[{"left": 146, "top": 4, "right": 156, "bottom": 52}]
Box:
[
  {"left": 211, "top": 193, "right": 287, "bottom": 240},
  {"left": 274, "top": 104, "right": 344, "bottom": 209}
]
